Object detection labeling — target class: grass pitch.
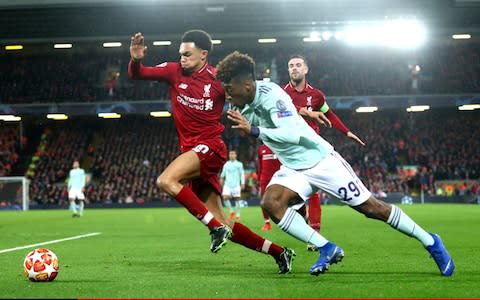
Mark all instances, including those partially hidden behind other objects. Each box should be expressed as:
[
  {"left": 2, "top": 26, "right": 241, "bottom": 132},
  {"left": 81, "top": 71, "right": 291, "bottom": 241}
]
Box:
[{"left": 0, "top": 204, "right": 479, "bottom": 299}]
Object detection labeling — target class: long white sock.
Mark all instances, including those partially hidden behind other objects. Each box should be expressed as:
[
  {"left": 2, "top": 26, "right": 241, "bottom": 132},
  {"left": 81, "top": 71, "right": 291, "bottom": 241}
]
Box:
[
  {"left": 278, "top": 207, "right": 329, "bottom": 248},
  {"left": 78, "top": 200, "right": 84, "bottom": 216},
  {"left": 235, "top": 200, "right": 241, "bottom": 217},
  {"left": 223, "top": 199, "right": 233, "bottom": 212},
  {"left": 387, "top": 205, "right": 434, "bottom": 247},
  {"left": 69, "top": 201, "right": 77, "bottom": 214}
]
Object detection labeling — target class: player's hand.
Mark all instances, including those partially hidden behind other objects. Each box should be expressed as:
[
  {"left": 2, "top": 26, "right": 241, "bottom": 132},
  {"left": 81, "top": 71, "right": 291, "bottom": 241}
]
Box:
[
  {"left": 130, "top": 32, "right": 147, "bottom": 61},
  {"left": 347, "top": 131, "right": 366, "bottom": 146},
  {"left": 227, "top": 109, "right": 252, "bottom": 135},
  {"left": 306, "top": 110, "right": 332, "bottom": 128}
]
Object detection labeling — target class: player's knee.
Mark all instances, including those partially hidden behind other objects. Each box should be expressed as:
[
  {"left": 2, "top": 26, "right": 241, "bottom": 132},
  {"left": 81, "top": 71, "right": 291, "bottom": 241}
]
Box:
[
  {"left": 361, "top": 197, "right": 390, "bottom": 221},
  {"left": 156, "top": 173, "right": 174, "bottom": 194},
  {"left": 261, "top": 190, "right": 282, "bottom": 213}
]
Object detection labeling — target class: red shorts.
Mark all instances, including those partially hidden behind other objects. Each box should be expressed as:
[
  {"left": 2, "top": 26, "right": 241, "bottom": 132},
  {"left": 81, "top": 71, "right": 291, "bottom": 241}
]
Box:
[{"left": 186, "top": 139, "right": 227, "bottom": 196}]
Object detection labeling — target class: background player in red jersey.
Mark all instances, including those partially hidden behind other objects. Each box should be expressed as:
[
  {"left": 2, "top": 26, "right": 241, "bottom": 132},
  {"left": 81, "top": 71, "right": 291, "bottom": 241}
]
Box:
[
  {"left": 128, "top": 30, "right": 295, "bottom": 273},
  {"left": 284, "top": 54, "right": 365, "bottom": 251},
  {"left": 257, "top": 143, "right": 281, "bottom": 231}
]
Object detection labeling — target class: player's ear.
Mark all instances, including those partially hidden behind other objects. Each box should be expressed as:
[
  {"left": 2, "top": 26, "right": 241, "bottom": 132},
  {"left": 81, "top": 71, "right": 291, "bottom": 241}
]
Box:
[
  {"left": 244, "top": 79, "right": 253, "bottom": 92},
  {"left": 201, "top": 49, "right": 208, "bottom": 61}
]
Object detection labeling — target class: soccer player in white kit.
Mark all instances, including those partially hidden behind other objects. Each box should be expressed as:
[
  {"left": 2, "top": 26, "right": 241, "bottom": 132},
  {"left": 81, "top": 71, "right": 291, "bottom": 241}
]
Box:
[
  {"left": 216, "top": 51, "right": 454, "bottom": 277},
  {"left": 220, "top": 150, "right": 245, "bottom": 221},
  {"left": 68, "top": 160, "right": 86, "bottom": 217}
]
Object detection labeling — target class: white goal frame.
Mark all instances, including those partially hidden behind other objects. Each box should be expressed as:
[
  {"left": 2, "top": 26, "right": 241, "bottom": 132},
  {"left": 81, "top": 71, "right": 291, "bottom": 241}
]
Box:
[{"left": 0, "top": 176, "right": 30, "bottom": 211}]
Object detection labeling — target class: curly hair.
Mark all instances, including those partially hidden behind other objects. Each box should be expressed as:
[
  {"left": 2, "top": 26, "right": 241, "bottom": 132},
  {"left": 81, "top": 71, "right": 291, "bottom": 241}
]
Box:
[
  {"left": 182, "top": 29, "right": 213, "bottom": 52},
  {"left": 215, "top": 51, "right": 256, "bottom": 83}
]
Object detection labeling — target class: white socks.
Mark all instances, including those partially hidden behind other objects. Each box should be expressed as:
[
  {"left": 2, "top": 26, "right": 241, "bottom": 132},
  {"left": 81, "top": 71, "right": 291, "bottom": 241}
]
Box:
[
  {"left": 278, "top": 207, "right": 328, "bottom": 248},
  {"left": 235, "top": 200, "right": 241, "bottom": 218},
  {"left": 223, "top": 199, "right": 233, "bottom": 212},
  {"left": 387, "top": 205, "right": 434, "bottom": 247}
]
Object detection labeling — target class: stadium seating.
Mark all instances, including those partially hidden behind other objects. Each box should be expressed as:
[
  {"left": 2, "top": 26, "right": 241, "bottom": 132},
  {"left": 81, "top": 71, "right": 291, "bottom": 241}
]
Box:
[{"left": 1, "top": 42, "right": 479, "bottom": 103}]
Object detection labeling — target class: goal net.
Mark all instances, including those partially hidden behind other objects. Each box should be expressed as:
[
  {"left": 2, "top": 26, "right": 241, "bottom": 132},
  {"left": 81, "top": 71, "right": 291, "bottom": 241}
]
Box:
[{"left": 0, "top": 177, "right": 30, "bottom": 211}]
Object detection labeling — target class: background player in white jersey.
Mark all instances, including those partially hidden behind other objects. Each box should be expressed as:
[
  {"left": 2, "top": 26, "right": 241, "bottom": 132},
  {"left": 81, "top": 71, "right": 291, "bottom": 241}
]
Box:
[
  {"left": 68, "top": 160, "right": 87, "bottom": 217},
  {"left": 216, "top": 51, "right": 454, "bottom": 277},
  {"left": 220, "top": 150, "right": 245, "bottom": 221}
]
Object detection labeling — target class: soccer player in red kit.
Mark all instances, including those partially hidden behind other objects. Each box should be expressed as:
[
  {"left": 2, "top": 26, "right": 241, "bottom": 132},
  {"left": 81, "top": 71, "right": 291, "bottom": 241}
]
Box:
[
  {"left": 128, "top": 30, "right": 295, "bottom": 273},
  {"left": 257, "top": 143, "right": 281, "bottom": 231},
  {"left": 284, "top": 54, "right": 365, "bottom": 251}
]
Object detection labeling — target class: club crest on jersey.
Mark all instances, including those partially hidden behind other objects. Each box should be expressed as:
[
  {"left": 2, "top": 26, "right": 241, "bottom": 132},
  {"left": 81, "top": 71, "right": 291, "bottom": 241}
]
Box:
[
  {"left": 307, "top": 96, "right": 312, "bottom": 107},
  {"left": 276, "top": 99, "right": 292, "bottom": 118},
  {"left": 203, "top": 84, "right": 211, "bottom": 98},
  {"left": 276, "top": 100, "right": 287, "bottom": 111}
]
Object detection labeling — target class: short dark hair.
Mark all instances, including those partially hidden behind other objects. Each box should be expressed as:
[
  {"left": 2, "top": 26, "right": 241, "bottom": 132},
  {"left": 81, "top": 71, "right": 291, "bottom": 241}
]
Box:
[
  {"left": 215, "top": 51, "right": 256, "bottom": 84},
  {"left": 288, "top": 54, "right": 308, "bottom": 66},
  {"left": 181, "top": 29, "right": 213, "bottom": 52}
]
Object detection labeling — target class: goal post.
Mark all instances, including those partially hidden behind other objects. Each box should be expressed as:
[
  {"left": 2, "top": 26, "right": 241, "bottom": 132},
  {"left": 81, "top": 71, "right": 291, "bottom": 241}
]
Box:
[{"left": 0, "top": 176, "right": 30, "bottom": 211}]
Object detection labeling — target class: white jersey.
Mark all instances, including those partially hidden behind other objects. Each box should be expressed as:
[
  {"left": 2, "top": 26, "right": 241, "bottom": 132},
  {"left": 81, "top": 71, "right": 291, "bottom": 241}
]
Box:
[
  {"left": 237, "top": 81, "right": 334, "bottom": 170},
  {"left": 68, "top": 168, "right": 86, "bottom": 190}
]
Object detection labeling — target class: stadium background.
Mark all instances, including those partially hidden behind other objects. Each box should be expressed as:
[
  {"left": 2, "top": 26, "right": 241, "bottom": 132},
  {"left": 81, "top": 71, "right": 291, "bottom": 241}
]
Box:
[{"left": 0, "top": 0, "right": 479, "bottom": 209}]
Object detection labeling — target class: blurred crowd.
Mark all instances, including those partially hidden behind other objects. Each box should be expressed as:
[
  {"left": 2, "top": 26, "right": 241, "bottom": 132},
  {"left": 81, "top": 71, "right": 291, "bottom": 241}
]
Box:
[
  {"left": 10, "top": 107, "right": 475, "bottom": 206},
  {"left": 1, "top": 41, "right": 479, "bottom": 205},
  {"left": 0, "top": 125, "right": 20, "bottom": 177},
  {"left": 1, "top": 42, "right": 479, "bottom": 104}
]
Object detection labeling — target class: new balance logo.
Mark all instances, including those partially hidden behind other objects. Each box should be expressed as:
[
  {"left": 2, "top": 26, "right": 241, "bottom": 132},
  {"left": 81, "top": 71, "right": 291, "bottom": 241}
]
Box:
[
  {"left": 205, "top": 99, "right": 213, "bottom": 110},
  {"left": 179, "top": 83, "right": 188, "bottom": 89}
]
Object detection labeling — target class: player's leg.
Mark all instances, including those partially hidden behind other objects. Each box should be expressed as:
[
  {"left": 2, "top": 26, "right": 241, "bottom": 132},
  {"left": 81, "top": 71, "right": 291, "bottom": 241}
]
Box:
[
  {"left": 261, "top": 207, "right": 272, "bottom": 231},
  {"left": 77, "top": 191, "right": 86, "bottom": 217},
  {"left": 259, "top": 186, "right": 272, "bottom": 231},
  {"left": 352, "top": 196, "right": 454, "bottom": 276},
  {"left": 233, "top": 189, "right": 241, "bottom": 221},
  {"left": 222, "top": 192, "right": 235, "bottom": 220},
  {"left": 262, "top": 178, "right": 344, "bottom": 275},
  {"left": 68, "top": 197, "right": 78, "bottom": 217},
  {"left": 156, "top": 150, "right": 224, "bottom": 231},
  {"left": 76, "top": 200, "right": 84, "bottom": 216},
  {"left": 307, "top": 192, "right": 321, "bottom": 251},
  {"left": 201, "top": 186, "right": 295, "bottom": 274},
  {"left": 68, "top": 188, "right": 79, "bottom": 217},
  {"left": 307, "top": 151, "right": 454, "bottom": 276},
  {"left": 221, "top": 186, "right": 235, "bottom": 219}
]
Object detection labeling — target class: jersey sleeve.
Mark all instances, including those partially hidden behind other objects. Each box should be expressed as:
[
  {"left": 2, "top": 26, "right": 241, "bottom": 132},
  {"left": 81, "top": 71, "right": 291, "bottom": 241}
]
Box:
[
  {"left": 325, "top": 109, "right": 350, "bottom": 134},
  {"left": 257, "top": 93, "right": 304, "bottom": 145},
  {"left": 128, "top": 59, "right": 175, "bottom": 84}
]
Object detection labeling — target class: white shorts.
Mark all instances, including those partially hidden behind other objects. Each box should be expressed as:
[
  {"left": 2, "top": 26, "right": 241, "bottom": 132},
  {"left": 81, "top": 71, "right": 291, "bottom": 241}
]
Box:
[
  {"left": 267, "top": 151, "right": 371, "bottom": 207},
  {"left": 222, "top": 185, "right": 241, "bottom": 198},
  {"left": 69, "top": 188, "right": 85, "bottom": 200}
]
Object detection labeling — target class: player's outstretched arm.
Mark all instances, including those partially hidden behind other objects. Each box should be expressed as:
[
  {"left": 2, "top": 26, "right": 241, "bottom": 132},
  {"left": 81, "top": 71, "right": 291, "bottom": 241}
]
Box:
[
  {"left": 130, "top": 32, "right": 147, "bottom": 62},
  {"left": 347, "top": 131, "right": 366, "bottom": 146},
  {"left": 300, "top": 108, "right": 332, "bottom": 128}
]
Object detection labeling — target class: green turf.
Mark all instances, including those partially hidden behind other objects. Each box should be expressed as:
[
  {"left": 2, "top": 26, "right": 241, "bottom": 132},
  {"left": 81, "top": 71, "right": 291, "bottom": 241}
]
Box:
[{"left": 0, "top": 204, "right": 478, "bottom": 299}]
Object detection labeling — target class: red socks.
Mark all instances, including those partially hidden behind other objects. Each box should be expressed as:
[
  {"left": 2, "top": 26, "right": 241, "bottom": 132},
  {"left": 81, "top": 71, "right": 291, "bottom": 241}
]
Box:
[
  {"left": 231, "top": 222, "right": 283, "bottom": 257},
  {"left": 261, "top": 208, "right": 270, "bottom": 222},
  {"left": 308, "top": 192, "right": 322, "bottom": 232},
  {"left": 175, "top": 186, "right": 222, "bottom": 229}
]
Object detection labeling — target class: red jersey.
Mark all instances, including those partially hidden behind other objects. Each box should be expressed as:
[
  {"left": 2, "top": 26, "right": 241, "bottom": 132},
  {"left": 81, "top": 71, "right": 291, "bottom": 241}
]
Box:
[
  {"left": 128, "top": 60, "right": 225, "bottom": 152},
  {"left": 257, "top": 144, "right": 281, "bottom": 194},
  {"left": 283, "top": 81, "right": 349, "bottom": 135}
]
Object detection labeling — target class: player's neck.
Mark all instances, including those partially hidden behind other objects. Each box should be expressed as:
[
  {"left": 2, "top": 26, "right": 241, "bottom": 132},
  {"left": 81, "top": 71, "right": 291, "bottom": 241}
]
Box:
[
  {"left": 192, "top": 61, "right": 208, "bottom": 73},
  {"left": 291, "top": 80, "right": 306, "bottom": 92}
]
